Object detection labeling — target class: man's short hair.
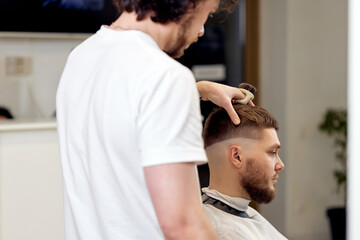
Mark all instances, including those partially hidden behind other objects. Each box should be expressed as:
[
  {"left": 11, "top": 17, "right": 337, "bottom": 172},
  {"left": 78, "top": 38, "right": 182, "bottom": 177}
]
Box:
[
  {"left": 203, "top": 105, "right": 279, "bottom": 148},
  {"left": 112, "top": 0, "right": 239, "bottom": 24}
]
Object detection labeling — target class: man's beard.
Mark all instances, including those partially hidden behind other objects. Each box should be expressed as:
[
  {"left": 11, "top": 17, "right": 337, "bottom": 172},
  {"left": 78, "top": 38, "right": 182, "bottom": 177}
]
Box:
[
  {"left": 165, "top": 15, "right": 194, "bottom": 58},
  {"left": 166, "top": 32, "right": 187, "bottom": 58},
  {"left": 241, "top": 158, "right": 276, "bottom": 204}
]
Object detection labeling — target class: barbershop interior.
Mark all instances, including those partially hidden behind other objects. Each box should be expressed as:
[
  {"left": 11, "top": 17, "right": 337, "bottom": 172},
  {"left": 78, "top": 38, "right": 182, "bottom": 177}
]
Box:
[{"left": 0, "top": 0, "right": 359, "bottom": 239}]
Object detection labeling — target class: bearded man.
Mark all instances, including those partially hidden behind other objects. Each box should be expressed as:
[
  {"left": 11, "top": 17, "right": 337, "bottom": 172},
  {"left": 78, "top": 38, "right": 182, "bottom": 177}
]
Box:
[{"left": 202, "top": 104, "right": 288, "bottom": 239}]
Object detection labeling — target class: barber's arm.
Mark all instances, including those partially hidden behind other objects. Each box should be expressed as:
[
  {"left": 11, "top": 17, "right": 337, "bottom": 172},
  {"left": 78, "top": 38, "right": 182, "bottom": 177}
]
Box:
[
  {"left": 144, "top": 162, "right": 218, "bottom": 240},
  {"left": 196, "top": 80, "right": 254, "bottom": 125}
]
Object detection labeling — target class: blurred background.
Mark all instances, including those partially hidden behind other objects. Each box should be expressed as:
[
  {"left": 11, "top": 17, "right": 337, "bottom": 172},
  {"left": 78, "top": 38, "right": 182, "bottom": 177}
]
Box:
[{"left": 0, "top": 0, "right": 349, "bottom": 239}]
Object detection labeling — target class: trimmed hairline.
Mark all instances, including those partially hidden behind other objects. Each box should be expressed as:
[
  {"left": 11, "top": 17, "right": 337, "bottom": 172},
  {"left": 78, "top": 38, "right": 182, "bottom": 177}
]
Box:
[{"left": 204, "top": 127, "right": 278, "bottom": 149}]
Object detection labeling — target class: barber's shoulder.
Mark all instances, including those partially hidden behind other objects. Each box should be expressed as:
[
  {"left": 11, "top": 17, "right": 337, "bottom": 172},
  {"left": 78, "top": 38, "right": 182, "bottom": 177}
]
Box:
[{"left": 157, "top": 59, "right": 195, "bottom": 87}]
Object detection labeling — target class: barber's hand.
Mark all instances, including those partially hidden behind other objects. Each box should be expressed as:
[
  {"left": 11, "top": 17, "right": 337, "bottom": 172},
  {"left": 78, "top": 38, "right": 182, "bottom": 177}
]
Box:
[{"left": 196, "top": 81, "right": 254, "bottom": 125}]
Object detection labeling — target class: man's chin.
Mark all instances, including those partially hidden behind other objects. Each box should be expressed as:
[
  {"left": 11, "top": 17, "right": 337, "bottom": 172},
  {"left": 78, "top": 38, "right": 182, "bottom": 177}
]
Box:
[
  {"left": 248, "top": 187, "right": 276, "bottom": 204},
  {"left": 165, "top": 48, "right": 184, "bottom": 59},
  {"left": 172, "top": 51, "right": 184, "bottom": 59}
]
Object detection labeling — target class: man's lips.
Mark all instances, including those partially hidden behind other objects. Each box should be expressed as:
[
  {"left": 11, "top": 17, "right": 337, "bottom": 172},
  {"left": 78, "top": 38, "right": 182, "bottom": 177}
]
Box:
[{"left": 272, "top": 175, "right": 279, "bottom": 183}]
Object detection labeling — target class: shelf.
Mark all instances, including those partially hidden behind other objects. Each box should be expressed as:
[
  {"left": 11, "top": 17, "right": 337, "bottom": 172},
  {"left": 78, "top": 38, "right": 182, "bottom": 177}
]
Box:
[
  {"left": 0, "top": 119, "right": 57, "bottom": 132},
  {"left": 0, "top": 32, "right": 91, "bottom": 40}
]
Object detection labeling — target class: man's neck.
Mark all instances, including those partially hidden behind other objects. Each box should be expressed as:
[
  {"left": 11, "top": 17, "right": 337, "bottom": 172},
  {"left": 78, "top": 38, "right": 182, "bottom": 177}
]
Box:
[
  {"left": 109, "top": 12, "right": 176, "bottom": 51},
  {"left": 209, "top": 177, "right": 251, "bottom": 200}
]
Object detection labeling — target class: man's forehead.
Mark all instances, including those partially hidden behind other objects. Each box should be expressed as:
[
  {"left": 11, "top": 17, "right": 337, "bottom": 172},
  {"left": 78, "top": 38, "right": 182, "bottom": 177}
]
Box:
[{"left": 261, "top": 128, "right": 280, "bottom": 142}]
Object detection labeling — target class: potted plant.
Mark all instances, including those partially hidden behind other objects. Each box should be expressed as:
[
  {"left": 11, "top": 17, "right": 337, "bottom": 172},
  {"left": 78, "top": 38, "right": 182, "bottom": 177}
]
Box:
[{"left": 318, "top": 109, "right": 347, "bottom": 240}]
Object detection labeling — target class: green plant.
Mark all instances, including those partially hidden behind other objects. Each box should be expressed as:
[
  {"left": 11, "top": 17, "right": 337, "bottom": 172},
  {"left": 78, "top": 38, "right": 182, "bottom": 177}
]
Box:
[{"left": 318, "top": 109, "right": 347, "bottom": 199}]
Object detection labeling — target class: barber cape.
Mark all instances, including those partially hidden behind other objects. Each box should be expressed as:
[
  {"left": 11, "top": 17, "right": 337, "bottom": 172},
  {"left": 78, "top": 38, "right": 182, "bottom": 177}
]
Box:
[{"left": 202, "top": 187, "right": 288, "bottom": 240}]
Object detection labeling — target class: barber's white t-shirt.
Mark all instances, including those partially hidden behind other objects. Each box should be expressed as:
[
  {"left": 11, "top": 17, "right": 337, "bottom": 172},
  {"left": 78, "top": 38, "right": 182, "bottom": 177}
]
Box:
[{"left": 56, "top": 26, "right": 207, "bottom": 240}]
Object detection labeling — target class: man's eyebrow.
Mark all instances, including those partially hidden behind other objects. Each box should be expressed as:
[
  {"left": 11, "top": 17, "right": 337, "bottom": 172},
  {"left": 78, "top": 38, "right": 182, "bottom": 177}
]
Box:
[{"left": 269, "top": 144, "right": 281, "bottom": 149}]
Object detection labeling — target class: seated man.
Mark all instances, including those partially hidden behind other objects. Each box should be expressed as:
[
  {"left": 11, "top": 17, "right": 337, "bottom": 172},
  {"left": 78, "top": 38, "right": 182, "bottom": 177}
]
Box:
[{"left": 202, "top": 104, "right": 287, "bottom": 239}]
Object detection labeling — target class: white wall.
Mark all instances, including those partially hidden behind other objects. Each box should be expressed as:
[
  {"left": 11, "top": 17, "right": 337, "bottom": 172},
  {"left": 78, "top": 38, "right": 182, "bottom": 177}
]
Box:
[
  {"left": 259, "top": 0, "right": 348, "bottom": 239},
  {"left": 0, "top": 34, "right": 86, "bottom": 119},
  {"left": 347, "top": 0, "right": 360, "bottom": 239},
  {"left": 0, "top": 126, "right": 63, "bottom": 240}
]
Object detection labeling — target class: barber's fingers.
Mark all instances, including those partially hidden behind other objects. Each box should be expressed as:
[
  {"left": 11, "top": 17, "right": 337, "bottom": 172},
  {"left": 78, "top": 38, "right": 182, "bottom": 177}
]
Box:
[
  {"left": 223, "top": 100, "right": 241, "bottom": 125},
  {"left": 233, "top": 89, "right": 254, "bottom": 105},
  {"left": 227, "top": 88, "right": 256, "bottom": 125},
  {"left": 248, "top": 100, "right": 255, "bottom": 106}
]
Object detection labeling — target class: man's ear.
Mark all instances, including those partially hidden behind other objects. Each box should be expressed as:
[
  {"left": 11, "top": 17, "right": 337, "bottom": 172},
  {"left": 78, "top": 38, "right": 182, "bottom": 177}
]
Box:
[{"left": 229, "top": 145, "right": 242, "bottom": 169}]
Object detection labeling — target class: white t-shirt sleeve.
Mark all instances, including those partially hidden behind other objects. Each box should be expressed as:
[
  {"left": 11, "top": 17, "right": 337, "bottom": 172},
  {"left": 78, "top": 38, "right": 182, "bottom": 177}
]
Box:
[{"left": 137, "top": 66, "right": 207, "bottom": 167}]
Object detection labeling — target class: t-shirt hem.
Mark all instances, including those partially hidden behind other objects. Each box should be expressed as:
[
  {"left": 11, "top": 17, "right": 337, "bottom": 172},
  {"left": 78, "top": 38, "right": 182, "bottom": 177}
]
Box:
[{"left": 141, "top": 148, "right": 207, "bottom": 167}]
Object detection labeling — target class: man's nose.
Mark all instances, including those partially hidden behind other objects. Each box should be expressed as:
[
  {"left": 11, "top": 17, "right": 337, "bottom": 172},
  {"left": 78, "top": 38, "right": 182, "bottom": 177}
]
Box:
[
  {"left": 198, "top": 26, "right": 205, "bottom": 37},
  {"left": 276, "top": 157, "right": 285, "bottom": 171}
]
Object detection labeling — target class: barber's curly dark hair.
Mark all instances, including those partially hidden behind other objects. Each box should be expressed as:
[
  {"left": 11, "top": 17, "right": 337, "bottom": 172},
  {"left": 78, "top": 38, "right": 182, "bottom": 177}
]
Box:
[{"left": 112, "top": 0, "right": 239, "bottom": 23}]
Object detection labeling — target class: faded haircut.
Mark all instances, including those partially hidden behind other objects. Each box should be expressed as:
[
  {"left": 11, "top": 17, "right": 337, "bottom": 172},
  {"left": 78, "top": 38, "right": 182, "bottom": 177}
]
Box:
[{"left": 203, "top": 105, "right": 279, "bottom": 148}]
